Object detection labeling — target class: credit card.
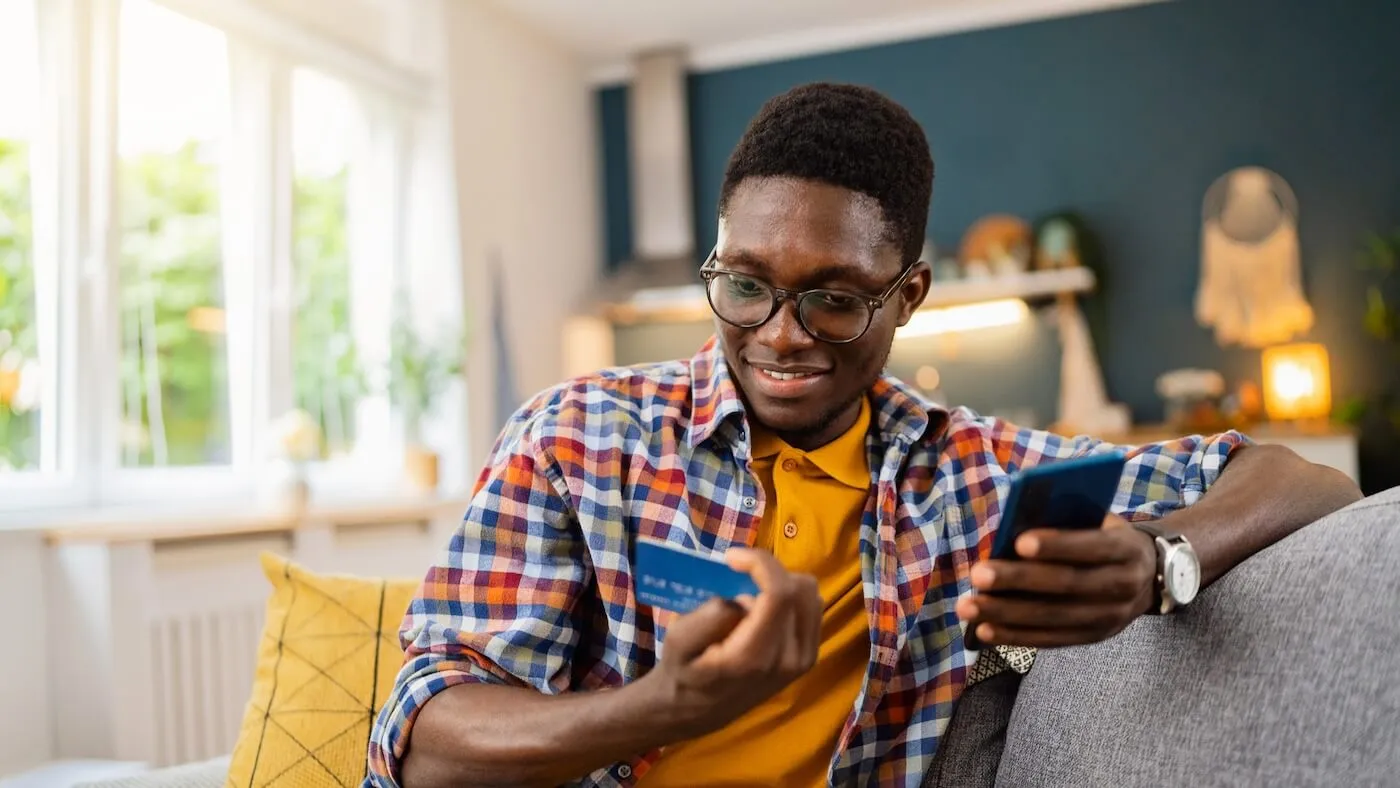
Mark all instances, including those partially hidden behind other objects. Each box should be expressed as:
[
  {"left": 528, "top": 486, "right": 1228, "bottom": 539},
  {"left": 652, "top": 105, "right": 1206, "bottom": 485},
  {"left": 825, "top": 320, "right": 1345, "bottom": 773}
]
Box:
[{"left": 633, "top": 538, "right": 760, "bottom": 613}]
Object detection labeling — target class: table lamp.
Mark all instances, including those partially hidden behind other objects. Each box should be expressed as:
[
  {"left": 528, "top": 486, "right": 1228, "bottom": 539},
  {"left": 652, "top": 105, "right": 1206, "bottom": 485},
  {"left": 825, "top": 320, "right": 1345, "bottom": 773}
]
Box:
[{"left": 1261, "top": 342, "right": 1331, "bottom": 422}]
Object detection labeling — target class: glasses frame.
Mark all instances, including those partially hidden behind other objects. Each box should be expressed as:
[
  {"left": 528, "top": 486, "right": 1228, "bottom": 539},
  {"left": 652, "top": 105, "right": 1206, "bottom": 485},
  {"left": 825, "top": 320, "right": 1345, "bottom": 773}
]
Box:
[{"left": 697, "top": 247, "right": 919, "bottom": 344}]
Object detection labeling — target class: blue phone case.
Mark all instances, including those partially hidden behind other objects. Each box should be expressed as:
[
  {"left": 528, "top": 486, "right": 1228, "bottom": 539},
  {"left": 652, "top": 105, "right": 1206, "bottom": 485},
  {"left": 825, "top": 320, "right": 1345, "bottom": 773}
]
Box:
[{"left": 988, "top": 450, "right": 1128, "bottom": 561}]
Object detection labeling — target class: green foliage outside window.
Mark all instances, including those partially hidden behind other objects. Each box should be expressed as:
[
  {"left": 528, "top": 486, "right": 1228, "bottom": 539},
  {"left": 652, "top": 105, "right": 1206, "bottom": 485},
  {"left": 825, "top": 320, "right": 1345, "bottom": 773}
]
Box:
[
  {"left": 292, "top": 165, "right": 363, "bottom": 460},
  {"left": 0, "top": 138, "right": 38, "bottom": 471},
  {"left": 118, "top": 141, "right": 229, "bottom": 466},
  {"left": 0, "top": 135, "right": 364, "bottom": 471}
]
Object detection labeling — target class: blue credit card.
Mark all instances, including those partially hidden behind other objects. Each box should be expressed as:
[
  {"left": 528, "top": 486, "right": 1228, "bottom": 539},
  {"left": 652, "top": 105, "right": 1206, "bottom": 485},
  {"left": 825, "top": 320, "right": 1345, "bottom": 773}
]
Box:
[{"left": 634, "top": 538, "right": 760, "bottom": 613}]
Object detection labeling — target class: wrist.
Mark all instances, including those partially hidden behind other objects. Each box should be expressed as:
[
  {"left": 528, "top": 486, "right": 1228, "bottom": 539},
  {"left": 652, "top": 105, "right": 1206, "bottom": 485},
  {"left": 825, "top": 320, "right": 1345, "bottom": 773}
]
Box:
[
  {"left": 1130, "top": 521, "right": 1202, "bottom": 614},
  {"left": 1130, "top": 527, "right": 1159, "bottom": 616},
  {"left": 623, "top": 669, "right": 705, "bottom": 746}
]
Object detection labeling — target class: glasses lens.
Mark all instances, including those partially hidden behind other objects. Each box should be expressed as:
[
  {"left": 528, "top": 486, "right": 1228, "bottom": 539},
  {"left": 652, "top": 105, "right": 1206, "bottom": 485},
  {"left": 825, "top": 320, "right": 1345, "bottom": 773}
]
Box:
[
  {"left": 799, "top": 291, "right": 872, "bottom": 342},
  {"left": 707, "top": 273, "right": 774, "bottom": 327}
]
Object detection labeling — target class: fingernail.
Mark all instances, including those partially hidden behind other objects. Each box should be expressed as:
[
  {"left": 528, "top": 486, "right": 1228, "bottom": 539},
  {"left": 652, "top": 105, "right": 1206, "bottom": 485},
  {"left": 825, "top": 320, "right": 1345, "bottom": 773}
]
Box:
[
  {"left": 957, "top": 599, "right": 980, "bottom": 624},
  {"left": 977, "top": 623, "right": 995, "bottom": 641},
  {"left": 1018, "top": 536, "right": 1040, "bottom": 557},
  {"left": 971, "top": 565, "right": 995, "bottom": 587}
]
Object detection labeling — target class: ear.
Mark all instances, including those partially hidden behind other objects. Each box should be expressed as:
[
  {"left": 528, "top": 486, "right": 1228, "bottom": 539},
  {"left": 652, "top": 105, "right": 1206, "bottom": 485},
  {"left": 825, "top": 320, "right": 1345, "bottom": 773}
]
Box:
[{"left": 894, "top": 261, "right": 932, "bottom": 326}]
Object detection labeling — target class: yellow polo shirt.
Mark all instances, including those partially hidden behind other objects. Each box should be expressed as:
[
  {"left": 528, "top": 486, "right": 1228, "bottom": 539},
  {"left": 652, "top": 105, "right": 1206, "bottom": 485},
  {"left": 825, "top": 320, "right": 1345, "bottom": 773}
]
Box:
[{"left": 642, "top": 397, "right": 873, "bottom": 787}]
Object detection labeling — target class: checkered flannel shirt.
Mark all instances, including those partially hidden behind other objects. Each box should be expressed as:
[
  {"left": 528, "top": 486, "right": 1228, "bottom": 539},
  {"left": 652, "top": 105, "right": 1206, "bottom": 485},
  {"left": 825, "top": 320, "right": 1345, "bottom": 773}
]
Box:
[{"left": 366, "top": 337, "right": 1248, "bottom": 788}]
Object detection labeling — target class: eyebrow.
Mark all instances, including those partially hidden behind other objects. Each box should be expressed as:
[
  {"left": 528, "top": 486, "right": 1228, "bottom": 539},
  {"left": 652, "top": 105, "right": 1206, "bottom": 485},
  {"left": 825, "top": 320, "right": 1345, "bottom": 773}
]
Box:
[{"left": 716, "top": 249, "right": 880, "bottom": 291}]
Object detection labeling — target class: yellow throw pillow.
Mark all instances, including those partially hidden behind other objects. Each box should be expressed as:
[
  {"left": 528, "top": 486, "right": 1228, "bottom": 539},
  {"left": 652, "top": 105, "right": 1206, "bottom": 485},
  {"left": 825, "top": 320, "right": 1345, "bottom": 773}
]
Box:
[{"left": 227, "top": 552, "right": 418, "bottom": 787}]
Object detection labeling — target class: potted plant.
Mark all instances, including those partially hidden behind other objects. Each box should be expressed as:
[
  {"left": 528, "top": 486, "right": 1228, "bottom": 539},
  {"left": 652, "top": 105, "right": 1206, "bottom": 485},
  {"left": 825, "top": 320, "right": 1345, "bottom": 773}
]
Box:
[
  {"left": 1337, "top": 228, "right": 1400, "bottom": 493},
  {"left": 268, "top": 408, "right": 322, "bottom": 510},
  {"left": 387, "top": 312, "right": 465, "bottom": 492}
]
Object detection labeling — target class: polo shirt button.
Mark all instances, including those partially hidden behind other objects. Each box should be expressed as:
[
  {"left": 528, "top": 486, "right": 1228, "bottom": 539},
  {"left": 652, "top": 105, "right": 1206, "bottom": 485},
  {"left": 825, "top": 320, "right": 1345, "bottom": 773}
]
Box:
[
  {"left": 617, "top": 764, "right": 633, "bottom": 779},
  {"left": 781, "top": 458, "right": 798, "bottom": 472},
  {"left": 783, "top": 521, "right": 798, "bottom": 539}
]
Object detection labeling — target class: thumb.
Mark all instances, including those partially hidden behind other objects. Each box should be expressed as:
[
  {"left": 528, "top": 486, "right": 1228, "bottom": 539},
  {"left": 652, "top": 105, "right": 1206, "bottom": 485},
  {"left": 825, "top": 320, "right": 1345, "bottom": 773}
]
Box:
[{"left": 663, "top": 597, "right": 746, "bottom": 664}]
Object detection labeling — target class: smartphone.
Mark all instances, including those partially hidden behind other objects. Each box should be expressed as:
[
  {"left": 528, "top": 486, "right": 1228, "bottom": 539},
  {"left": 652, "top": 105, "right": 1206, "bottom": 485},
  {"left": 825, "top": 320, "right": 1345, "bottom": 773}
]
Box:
[{"left": 966, "top": 450, "right": 1128, "bottom": 649}]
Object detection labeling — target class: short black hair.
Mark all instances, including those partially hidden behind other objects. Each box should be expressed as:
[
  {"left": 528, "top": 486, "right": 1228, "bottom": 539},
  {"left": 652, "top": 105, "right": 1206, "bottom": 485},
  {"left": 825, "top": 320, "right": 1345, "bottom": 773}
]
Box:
[{"left": 718, "top": 82, "right": 934, "bottom": 266}]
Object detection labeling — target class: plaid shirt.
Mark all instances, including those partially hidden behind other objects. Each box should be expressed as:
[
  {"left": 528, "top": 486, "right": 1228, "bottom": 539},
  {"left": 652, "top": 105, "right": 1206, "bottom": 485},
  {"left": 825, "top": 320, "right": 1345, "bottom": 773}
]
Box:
[{"left": 366, "top": 337, "right": 1247, "bottom": 787}]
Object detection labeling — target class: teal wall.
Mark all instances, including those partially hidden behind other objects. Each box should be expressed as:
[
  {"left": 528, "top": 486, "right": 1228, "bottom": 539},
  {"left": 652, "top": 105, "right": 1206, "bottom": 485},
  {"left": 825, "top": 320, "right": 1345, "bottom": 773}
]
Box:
[{"left": 597, "top": 0, "right": 1400, "bottom": 490}]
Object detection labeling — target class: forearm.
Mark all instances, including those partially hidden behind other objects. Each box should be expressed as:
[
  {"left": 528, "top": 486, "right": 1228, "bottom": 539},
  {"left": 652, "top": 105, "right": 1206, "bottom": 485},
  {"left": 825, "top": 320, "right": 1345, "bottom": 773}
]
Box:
[
  {"left": 1162, "top": 443, "right": 1363, "bottom": 586},
  {"left": 400, "top": 676, "right": 676, "bottom": 788}
]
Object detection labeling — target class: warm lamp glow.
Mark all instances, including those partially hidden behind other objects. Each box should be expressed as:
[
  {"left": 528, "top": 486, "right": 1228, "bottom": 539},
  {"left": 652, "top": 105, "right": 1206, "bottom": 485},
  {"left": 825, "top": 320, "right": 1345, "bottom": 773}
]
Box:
[
  {"left": 896, "top": 299, "right": 1029, "bottom": 339},
  {"left": 1262, "top": 343, "right": 1331, "bottom": 421}
]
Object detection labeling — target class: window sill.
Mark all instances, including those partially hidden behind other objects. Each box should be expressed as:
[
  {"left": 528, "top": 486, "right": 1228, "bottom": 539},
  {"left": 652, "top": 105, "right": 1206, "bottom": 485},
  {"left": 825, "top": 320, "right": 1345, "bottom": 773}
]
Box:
[{"left": 0, "top": 489, "right": 470, "bottom": 544}]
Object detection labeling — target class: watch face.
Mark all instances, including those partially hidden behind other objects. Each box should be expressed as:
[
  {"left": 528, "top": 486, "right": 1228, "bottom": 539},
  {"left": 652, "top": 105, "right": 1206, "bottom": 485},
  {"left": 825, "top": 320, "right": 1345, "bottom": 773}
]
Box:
[{"left": 1165, "top": 546, "right": 1201, "bottom": 604}]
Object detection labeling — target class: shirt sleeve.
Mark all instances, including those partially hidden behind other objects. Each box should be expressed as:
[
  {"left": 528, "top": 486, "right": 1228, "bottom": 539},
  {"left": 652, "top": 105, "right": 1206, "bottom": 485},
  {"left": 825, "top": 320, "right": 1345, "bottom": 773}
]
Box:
[
  {"left": 977, "top": 413, "right": 1253, "bottom": 524},
  {"left": 1103, "top": 430, "right": 1253, "bottom": 521},
  {"left": 366, "top": 401, "right": 588, "bottom": 787}
]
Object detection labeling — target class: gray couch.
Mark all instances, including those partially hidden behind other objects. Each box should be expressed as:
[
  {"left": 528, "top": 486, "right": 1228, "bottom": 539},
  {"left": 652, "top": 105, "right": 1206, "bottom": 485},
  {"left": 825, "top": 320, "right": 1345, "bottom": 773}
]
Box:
[{"left": 81, "top": 488, "right": 1400, "bottom": 788}]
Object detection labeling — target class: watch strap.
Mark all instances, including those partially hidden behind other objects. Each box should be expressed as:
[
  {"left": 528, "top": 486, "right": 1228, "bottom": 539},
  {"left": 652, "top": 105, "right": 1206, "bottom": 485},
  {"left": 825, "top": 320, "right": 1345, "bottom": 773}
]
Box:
[{"left": 1130, "top": 521, "right": 1172, "bottom": 614}]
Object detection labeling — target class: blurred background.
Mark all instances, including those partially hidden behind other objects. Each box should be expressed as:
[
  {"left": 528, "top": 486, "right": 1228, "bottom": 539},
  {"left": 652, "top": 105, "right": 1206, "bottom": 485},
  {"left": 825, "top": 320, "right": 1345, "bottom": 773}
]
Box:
[{"left": 0, "top": 0, "right": 1396, "bottom": 783}]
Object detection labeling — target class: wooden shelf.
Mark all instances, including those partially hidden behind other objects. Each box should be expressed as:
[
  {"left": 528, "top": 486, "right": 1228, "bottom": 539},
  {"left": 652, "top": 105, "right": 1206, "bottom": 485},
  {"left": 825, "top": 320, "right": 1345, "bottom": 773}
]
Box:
[
  {"left": 923, "top": 266, "right": 1095, "bottom": 308},
  {"left": 1097, "top": 421, "right": 1357, "bottom": 446},
  {"left": 600, "top": 266, "right": 1096, "bottom": 326}
]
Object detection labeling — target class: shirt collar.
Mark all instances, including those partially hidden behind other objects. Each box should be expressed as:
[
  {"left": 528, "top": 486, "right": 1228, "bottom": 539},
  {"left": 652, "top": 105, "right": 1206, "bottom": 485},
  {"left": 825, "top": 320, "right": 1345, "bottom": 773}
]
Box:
[
  {"left": 685, "top": 335, "right": 949, "bottom": 451},
  {"left": 750, "top": 395, "right": 873, "bottom": 489},
  {"left": 686, "top": 336, "right": 746, "bottom": 449}
]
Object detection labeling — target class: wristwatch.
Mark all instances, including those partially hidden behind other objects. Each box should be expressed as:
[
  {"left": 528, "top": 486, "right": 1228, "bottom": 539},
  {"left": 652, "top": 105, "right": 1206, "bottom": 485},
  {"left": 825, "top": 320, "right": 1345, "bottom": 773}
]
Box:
[{"left": 1131, "top": 522, "right": 1201, "bottom": 614}]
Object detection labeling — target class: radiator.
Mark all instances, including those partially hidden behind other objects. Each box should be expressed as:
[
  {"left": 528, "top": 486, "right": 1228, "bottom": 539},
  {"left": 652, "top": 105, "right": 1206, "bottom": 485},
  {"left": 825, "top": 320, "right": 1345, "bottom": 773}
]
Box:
[
  {"left": 148, "top": 604, "right": 265, "bottom": 767},
  {"left": 44, "top": 517, "right": 450, "bottom": 767}
]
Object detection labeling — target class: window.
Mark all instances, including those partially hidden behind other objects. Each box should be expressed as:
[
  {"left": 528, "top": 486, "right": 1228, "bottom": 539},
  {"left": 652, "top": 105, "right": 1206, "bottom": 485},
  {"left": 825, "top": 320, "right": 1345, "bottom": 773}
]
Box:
[
  {"left": 0, "top": 0, "right": 42, "bottom": 473},
  {"left": 291, "top": 69, "right": 363, "bottom": 461},
  {"left": 0, "top": 0, "right": 452, "bottom": 513},
  {"left": 116, "top": 0, "right": 232, "bottom": 467}
]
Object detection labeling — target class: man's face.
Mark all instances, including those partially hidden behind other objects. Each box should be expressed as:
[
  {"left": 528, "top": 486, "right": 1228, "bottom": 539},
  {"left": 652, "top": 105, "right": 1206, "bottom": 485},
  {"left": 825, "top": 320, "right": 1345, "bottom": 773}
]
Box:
[{"left": 712, "top": 176, "right": 930, "bottom": 449}]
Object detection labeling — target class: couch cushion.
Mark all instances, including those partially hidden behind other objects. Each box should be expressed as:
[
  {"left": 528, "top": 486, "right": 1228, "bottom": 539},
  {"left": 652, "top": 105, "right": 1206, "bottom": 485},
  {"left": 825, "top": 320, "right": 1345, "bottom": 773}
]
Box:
[
  {"left": 72, "top": 757, "right": 230, "bottom": 788},
  {"left": 997, "top": 489, "right": 1400, "bottom": 787},
  {"left": 225, "top": 553, "right": 419, "bottom": 787},
  {"left": 921, "top": 670, "right": 1020, "bottom": 788}
]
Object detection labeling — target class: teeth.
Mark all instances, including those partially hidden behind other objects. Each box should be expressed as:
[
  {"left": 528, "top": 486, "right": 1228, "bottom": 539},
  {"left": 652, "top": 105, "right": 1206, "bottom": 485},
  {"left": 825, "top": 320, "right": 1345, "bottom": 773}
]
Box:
[{"left": 759, "top": 369, "right": 813, "bottom": 381}]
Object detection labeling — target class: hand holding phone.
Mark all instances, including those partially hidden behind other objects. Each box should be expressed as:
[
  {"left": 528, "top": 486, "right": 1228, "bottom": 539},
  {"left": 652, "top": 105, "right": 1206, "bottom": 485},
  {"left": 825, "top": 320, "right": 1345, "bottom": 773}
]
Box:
[{"left": 963, "top": 451, "right": 1154, "bottom": 650}]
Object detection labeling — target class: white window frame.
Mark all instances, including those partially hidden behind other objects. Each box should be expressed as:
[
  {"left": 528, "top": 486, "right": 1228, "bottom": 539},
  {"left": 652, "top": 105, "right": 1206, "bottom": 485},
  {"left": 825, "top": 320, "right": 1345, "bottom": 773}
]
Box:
[{"left": 0, "top": 0, "right": 439, "bottom": 516}]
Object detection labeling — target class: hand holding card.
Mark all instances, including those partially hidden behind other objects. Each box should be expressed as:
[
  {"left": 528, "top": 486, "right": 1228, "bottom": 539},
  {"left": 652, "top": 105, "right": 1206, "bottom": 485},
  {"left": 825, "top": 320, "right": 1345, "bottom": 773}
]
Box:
[
  {"left": 634, "top": 538, "right": 760, "bottom": 613},
  {"left": 632, "top": 544, "right": 823, "bottom": 741}
]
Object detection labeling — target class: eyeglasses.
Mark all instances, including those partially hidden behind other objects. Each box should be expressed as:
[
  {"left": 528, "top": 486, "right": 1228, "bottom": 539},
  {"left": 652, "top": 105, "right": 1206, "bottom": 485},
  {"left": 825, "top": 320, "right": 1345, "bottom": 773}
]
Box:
[{"left": 698, "top": 248, "right": 917, "bottom": 344}]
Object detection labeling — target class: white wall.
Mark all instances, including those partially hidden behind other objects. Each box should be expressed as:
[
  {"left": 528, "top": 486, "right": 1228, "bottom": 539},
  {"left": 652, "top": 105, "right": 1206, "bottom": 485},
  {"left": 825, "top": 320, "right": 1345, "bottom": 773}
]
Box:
[
  {"left": 0, "top": 530, "right": 50, "bottom": 775},
  {"left": 441, "top": 1, "right": 602, "bottom": 465}
]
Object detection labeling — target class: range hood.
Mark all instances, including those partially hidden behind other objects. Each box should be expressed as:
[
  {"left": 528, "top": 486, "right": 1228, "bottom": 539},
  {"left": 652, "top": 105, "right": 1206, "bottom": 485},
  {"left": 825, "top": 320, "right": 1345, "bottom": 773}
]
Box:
[{"left": 592, "top": 48, "right": 709, "bottom": 324}]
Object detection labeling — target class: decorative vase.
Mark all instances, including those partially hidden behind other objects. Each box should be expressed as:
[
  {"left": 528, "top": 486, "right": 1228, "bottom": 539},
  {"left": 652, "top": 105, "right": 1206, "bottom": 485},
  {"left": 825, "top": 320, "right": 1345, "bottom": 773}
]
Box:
[
  {"left": 404, "top": 445, "right": 440, "bottom": 493},
  {"left": 276, "top": 463, "right": 310, "bottom": 512}
]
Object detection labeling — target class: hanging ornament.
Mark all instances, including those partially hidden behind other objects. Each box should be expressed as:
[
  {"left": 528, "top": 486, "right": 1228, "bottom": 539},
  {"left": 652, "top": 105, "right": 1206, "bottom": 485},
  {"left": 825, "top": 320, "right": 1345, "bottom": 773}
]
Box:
[{"left": 1195, "top": 167, "right": 1314, "bottom": 348}]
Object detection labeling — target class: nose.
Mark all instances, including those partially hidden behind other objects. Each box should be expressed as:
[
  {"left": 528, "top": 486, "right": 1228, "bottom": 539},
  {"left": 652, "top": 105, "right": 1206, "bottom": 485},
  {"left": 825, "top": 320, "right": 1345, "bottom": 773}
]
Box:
[{"left": 754, "top": 297, "right": 816, "bottom": 354}]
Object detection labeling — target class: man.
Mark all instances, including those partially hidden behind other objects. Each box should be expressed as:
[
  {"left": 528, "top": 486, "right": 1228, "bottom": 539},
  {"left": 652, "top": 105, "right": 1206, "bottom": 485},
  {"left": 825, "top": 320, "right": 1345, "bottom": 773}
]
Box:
[{"left": 366, "top": 83, "right": 1361, "bottom": 787}]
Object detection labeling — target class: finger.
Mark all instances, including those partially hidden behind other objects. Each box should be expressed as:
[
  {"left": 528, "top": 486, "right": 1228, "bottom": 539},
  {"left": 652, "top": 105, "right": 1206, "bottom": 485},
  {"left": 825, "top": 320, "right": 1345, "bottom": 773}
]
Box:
[
  {"left": 961, "top": 593, "right": 1137, "bottom": 631},
  {"left": 971, "top": 560, "right": 1146, "bottom": 601},
  {"left": 720, "top": 550, "right": 798, "bottom": 665},
  {"left": 1014, "top": 527, "right": 1143, "bottom": 565},
  {"left": 725, "top": 548, "right": 788, "bottom": 593},
  {"left": 972, "top": 621, "right": 1128, "bottom": 649},
  {"left": 783, "top": 575, "right": 823, "bottom": 672},
  {"left": 666, "top": 597, "right": 747, "bottom": 664}
]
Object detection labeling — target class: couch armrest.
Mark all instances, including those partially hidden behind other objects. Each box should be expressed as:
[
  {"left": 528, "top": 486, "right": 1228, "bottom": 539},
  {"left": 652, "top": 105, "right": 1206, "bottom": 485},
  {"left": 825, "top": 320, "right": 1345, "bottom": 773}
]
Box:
[
  {"left": 996, "top": 489, "right": 1400, "bottom": 787},
  {"left": 72, "top": 756, "right": 230, "bottom": 788}
]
